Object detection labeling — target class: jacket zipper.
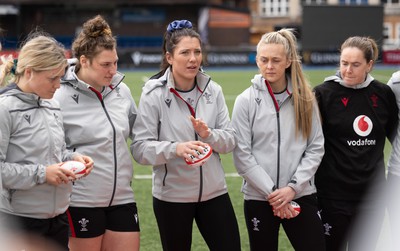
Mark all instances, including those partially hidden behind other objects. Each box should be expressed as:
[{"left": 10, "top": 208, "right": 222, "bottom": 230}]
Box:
[
  {"left": 264, "top": 81, "right": 281, "bottom": 189},
  {"left": 90, "top": 87, "right": 118, "bottom": 207},
  {"left": 170, "top": 79, "right": 209, "bottom": 202},
  {"left": 38, "top": 98, "right": 58, "bottom": 214}
]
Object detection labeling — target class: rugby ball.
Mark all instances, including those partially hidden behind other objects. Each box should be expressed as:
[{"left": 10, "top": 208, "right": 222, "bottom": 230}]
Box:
[
  {"left": 185, "top": 144, "right": 213, "bottom": 167},
  {"left": 290, "top": 201, "right": 301, "bottom": 213},
  {"left": 60, "top": 161, "right": 86, "bottom": 180}
]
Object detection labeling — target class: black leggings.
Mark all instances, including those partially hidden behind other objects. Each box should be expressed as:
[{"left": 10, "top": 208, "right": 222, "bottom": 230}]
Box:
[
  {"left": 153, "top": 193, "right": 241, "bottom": 251},
  {"left": 318, "top": 197, "right": 385, "bottom": 251},
  {"left": 244, "top": 194, "right": 326, "bottom": 251}
]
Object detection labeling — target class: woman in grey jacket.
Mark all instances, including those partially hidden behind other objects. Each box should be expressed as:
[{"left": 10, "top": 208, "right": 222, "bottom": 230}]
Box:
[
  {"left": 380, "top": 70, "right": 400, "bottom": 250},
  {"left": 53, "top": 15, "right": 140, "bottom": 251},
  {"left": 132, "top": 20, "right": 241, "bottom": 251},
  {"left": 231, "top": 29, "right": 325, "bottom": 251},
  {"left": 0, "top": 34, "right": 93, "bottom": 250}
]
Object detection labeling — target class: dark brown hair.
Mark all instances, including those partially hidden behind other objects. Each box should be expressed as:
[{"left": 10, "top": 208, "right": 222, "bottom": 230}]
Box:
[
  {"left": 72, "top": 15, "right": 116, "bottom": 70},
  {"left": 151, "top": 20, "right": 202, "bottom": 79}
]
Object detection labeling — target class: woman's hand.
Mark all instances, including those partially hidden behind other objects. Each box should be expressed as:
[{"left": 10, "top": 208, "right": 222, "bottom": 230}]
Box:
[
  {"left": 73, "top": 155, "right": 94, "bottom": 177},
  {"left": 190, "top": 116, "right": 211, "bottom": 138},
  {"left": 176, "top": 141, "right": 209, "bottom": 162},
  {"left": 46, "top": 163, "right": 75, "bottom": 186},
  {"left": 272, "top": 202, "right": 299, "bottom": 219},
  {"left": 268, "top": 186, "right": 296, "bottom": 210}
]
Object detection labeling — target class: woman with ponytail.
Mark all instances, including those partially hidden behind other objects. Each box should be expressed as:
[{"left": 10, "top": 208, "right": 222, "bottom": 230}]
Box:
[
  {"left": 132, "top": 19, "right": 241, "bottom": 251},
  {"left": 314, "top": 36, "right": 398, "bottom": 251},
  {"left": 231, "top": 28, "right": 326, "bottom": 250},
  {"left": 0, "top": 33, "right": 93, "bottom": 250}
]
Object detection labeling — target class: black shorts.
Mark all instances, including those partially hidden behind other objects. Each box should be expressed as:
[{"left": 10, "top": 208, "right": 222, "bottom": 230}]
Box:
[
  {"left": 67, "top": 202, "right": 140, "bottom": 238},
  {"left": 0, "top": 211, "right": 69, "bottom": 250}
]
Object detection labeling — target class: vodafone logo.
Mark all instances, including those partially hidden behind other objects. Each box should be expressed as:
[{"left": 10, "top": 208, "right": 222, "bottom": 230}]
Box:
[
  {"left": 353, "top": 115, "right": 373, "bottom": 137},
  {"left": 347, "top": 115, "right": 376, "bottom": 146}
]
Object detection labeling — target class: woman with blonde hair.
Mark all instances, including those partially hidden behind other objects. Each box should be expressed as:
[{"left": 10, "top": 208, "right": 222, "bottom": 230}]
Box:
[
  {"left": 0, "top": 33, "right": 93, "bottom": 250},
  {"left": 231, "top": 28, "right": 325, "bottom": 250},
  {"left": 53, "top": 15, "right": 140, "bottom": 251}
]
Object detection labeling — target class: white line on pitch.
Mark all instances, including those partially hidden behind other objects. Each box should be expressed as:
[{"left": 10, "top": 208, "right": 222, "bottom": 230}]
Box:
[{"left": 134, "top": 172, "right": 240, "bottom": 180}]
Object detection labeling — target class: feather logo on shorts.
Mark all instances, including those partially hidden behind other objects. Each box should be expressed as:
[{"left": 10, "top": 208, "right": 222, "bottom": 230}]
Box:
[
  {"left": 353, "top": 115, "right": 373, "bottom": 137},
  {"left": 78, "top": 218, "right": 89, "bottom": 232}
]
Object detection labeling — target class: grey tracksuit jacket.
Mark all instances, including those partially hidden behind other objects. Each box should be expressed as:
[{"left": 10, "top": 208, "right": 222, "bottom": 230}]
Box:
[
  {"left": 0, "top": 85, "right": 78, "bottom": 218},
  {"left": 388, "top": 71, "right": 400, "bottom": 178},
  {"left": 231, "top": 74, "right": 324, "bottom": 201},
  {"left": 132, "top": 67, "right": 236, "bottom": 203},
  {"left": 53, "top": 64, "right": 137, "bottom": 207}
]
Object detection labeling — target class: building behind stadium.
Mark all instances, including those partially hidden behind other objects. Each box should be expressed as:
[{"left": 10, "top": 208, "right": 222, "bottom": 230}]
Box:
[{"left": 0, "top": 0, "right": 399, "bottom": 67}]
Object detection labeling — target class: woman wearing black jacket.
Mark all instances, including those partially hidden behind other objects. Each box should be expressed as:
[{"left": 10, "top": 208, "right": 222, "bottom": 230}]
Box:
[{"left": 314, "top": 36, "right": 398, "bottom": 251}]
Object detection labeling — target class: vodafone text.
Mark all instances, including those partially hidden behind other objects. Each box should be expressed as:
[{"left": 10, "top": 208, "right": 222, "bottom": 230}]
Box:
[{"left": 347, "top": 138, "right": 376, "bottom": 146}]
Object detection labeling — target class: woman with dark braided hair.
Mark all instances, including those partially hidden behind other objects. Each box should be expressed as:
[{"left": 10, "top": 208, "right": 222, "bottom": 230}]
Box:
[
  {"left": 132, "top": 20, "right": 241, "bottom": 250},
  {"left": 53, "top": 15, "right": 140, "bottom": 251}
]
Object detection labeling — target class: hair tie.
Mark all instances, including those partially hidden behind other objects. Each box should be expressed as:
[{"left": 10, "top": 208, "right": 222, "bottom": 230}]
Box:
[
  {"left": 10, "top": 59, "right": 17, "bottom": 75},
  {"left": 167, "top": 20, "right": 192, "bottom": 33}
]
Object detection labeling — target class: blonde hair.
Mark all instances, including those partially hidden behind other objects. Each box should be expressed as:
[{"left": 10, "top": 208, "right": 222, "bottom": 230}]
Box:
[
  {"left": 0, "top": 55, "right": 14, "bottom": 87},
  {"left": 3, "top": 34, "right": 67, "bottom": 85},
  {"left": 257, "top": 28, "right": 314, "bottom": 139},
  {"left": 0, "top": 27, "right": 14, "bottom": 86}
]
